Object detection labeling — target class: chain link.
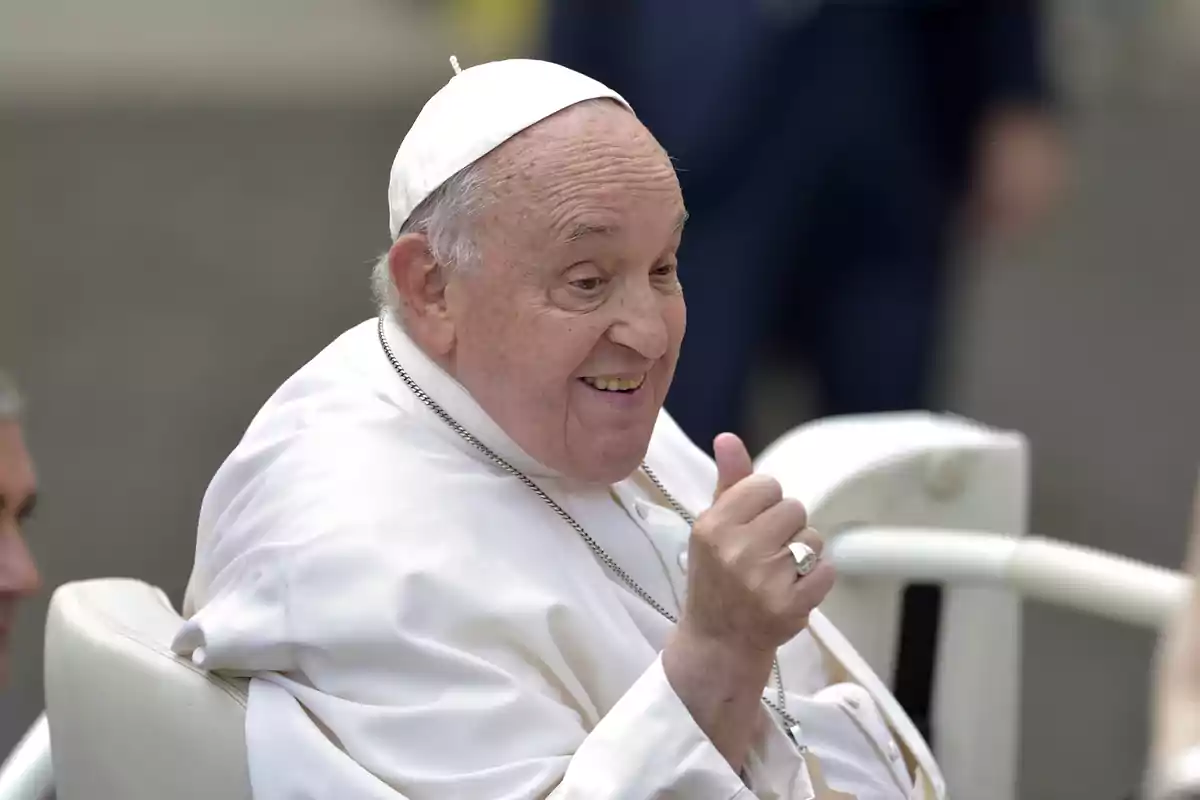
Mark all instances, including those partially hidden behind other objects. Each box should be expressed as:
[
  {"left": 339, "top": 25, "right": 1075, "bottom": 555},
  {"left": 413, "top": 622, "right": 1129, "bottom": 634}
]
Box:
[{"left": 378, "top": 316, "right": 803, "bottom": 744}]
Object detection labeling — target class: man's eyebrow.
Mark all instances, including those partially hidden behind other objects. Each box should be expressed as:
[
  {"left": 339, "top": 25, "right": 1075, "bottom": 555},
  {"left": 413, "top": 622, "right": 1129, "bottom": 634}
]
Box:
[
  {"left": 564, "top": 211, "right": 688, "bottom": 243},
  {"left": 564, "top": 222, "right": 616, "bottom": 243}
]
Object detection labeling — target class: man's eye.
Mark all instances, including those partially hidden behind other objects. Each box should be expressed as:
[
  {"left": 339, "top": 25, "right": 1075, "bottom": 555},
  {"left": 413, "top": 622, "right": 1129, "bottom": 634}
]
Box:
[
  {"left": 16, "top": 495, "right": 37, "bottom": 524},
  {"left": 653, "top": 263, "right": 678, "bottom": 277},
  {"left": 570, "top": 277, "right": 605, "bottom": 292}
]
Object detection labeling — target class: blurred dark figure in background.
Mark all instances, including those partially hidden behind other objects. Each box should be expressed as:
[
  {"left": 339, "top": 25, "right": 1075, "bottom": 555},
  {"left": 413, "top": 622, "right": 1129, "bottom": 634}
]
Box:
[
  {"left": 547, "top": 0, "right": 1062, "bottom": 741},
  {"left": 0, "top": 371, "right": 41, "bottom": 688}
]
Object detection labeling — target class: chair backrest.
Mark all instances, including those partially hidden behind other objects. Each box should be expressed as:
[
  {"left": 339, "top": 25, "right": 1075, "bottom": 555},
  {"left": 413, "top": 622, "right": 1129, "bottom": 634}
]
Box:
[
  {"left": 756, "top": 411, "right": 1029, "bottom": 800},
  {"left": 43, "top": 578, "right": 251, "bottom": 800}
]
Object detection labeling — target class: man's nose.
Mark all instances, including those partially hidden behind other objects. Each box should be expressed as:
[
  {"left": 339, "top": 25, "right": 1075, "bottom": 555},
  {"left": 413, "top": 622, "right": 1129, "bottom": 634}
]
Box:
[
  {"left": 0, "top": 528, "right": 41, "bottom": 598},
  {"left": 608, "top": 284, "right": 669, "bottom": 360}
]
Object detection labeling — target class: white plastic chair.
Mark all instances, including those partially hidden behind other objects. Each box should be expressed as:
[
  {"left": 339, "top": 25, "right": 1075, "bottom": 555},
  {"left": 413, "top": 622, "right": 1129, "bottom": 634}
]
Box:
[
  {"left": 0, "top": 412, "right": 1188, "bottom": 799},
  {"left": 41, "top": 578, "right": 251, "bottom": 799},
  {"left": 0, "top": 715, "right": 51, "bottom": 800},
  {"left": 754, "top": 411, "right": 1188, "bottom": 800}
]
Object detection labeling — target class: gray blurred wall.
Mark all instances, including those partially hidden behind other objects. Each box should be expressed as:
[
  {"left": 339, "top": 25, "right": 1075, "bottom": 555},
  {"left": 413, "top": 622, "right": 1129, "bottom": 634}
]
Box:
[{"left": 2, "top": 3, "right": 1199, "bottom": 798}]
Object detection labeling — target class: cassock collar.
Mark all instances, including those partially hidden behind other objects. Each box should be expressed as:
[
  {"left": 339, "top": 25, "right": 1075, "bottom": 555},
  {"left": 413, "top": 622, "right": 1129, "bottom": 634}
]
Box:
[{"left": 379, "top": 314, "right": 563, "bottom": 480}]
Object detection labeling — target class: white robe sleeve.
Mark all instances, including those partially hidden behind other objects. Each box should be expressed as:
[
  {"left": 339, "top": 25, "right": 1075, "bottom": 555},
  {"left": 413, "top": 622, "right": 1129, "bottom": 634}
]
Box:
[{"left": 176, "top": 520, "right": 810, "bottom": 800}]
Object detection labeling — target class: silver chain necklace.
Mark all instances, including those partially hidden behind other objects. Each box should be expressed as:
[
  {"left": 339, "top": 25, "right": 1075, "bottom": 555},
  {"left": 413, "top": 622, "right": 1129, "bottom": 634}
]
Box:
[{"left": 378, "top": 315, "right": 804, "bottom": 746}]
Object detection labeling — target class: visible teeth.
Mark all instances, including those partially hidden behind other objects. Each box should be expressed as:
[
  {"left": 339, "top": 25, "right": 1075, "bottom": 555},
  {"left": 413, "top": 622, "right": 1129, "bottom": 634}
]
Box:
[{"left": 583, "top": 375, "right": 645, "bottom": 392}]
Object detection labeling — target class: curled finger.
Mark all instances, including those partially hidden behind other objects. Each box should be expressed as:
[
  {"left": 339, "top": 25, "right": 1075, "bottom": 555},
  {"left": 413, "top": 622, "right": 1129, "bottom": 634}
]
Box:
[
  {"left": 790, "top": 525, "right": 825, "bottom": 558},
  {"left": 790, "top": 560, "right": 837, "bottom": 616}
]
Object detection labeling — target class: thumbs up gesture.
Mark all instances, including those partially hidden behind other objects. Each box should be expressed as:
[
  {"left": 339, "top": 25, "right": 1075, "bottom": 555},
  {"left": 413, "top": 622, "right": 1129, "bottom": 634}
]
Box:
[
  {"left": 661, "top": 433, "right": 837, "bottom": 771},
  {"left": 679, "top": 433, "right": 836, "bottom": 655}
]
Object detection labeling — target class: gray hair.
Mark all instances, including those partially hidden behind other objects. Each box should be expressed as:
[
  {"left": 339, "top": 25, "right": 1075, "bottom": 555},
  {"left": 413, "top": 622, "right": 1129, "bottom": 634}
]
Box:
[
  {"left": 0, "top": 370, "right": 22, "bottom": 420},
  {"left": 371, "top": 159, "right": 491, "bottom": 319}
]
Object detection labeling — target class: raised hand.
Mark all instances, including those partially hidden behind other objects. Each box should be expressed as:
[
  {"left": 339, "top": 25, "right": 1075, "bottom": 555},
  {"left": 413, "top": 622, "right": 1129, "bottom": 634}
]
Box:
[
  {"left": 662, "top": 432, "right": 835, "bottom": 772},
  {"left": 680, "top": 432, "right": 835, "bottom": 652}
]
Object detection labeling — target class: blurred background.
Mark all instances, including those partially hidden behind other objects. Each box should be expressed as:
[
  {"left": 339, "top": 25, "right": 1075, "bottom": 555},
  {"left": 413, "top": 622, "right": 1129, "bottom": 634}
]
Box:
[{"left": 1, "top": 1, "right": 1199, "bottom": 797}]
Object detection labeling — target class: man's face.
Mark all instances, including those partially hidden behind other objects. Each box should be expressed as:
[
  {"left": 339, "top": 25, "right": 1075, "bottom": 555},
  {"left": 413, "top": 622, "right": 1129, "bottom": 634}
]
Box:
[
  {"left": 445, "top": 102, "right": 687, "bottom": 483},
  {"left": 0, "top": 421, "right": 40, "bottom": 685}
]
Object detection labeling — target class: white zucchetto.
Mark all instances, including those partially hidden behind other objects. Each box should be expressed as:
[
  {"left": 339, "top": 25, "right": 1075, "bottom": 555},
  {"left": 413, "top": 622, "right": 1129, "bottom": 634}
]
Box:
[{"left": 387, "top": 58, "right": 631, "bottom": 238}]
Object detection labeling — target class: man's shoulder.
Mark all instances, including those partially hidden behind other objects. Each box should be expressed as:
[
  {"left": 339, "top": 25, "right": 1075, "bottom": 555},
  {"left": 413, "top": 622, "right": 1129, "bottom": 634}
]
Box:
[
  {"left": 214, "top": 318, "right": 462, "bottom": 476},
  {"left": 191, "top": 417, "right": 601, "bottom": 627},
  {"left": 201, "top": 405, "right": 506, "bottom": 540},
  {"left": 248, "top": 318, "right": 409, "bottom": 430},
  {"left": 196, "top": 319, "right": 515, "bottom": 544},
  {"left": 190, "top": 411, "right": 565, "bottom": 613}
]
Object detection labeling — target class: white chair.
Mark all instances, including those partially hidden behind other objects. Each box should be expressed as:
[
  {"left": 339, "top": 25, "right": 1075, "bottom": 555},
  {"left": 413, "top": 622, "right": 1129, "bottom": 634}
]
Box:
[
  {"left": 41, "top": 578, "right": 251, "bottom": 799},
  {"left": 756, "top": 411, "right": 1030, "bottom": 800},
  {"left": 754, "top": 411, "right": 1188, "bottom": 800},
  {"left": 0, "top": 412, "right": 1188, "bottom": 799},
  {"left": 0, "top": 714, "right": 51, "bottom": 800}
]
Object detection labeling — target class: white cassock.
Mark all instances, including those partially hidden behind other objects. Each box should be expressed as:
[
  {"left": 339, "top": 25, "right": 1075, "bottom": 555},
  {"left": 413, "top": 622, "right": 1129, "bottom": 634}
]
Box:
[{"left": 173, "top": 316, "right": 947, "bottom": 800}]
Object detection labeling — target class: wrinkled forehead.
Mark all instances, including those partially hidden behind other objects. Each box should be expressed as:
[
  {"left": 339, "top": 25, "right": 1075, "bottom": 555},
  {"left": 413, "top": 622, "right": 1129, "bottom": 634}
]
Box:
[
  {"left": 492, "top": 101, "right": 671, "bottom": 183},
  {"left": 477, "top": 101, "right": 683, "bottom": 244}
]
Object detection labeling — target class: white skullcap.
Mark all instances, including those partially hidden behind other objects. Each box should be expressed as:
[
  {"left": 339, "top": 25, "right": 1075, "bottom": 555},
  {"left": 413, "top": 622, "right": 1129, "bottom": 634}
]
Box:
[{"left": 387, "top": 58, "right": 631, "bottom": 239}]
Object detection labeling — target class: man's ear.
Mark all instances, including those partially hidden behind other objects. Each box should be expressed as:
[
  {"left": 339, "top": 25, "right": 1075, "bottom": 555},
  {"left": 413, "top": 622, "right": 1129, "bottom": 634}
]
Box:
[{"left": 388, "top": 233, "right": 455, "bottom": 355}]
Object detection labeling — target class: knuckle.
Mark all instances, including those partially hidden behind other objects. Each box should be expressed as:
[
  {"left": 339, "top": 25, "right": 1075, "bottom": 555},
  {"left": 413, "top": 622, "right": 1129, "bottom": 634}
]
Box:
[
  {"left": 782, "top": 497, "right": 808, "bottom": 525},
  {"left": 691, "top": 517, "right": 720, "bottom": 543},
  {"left": 744, "top": 569, "right": 772, "bottom": 597},
  {"left": 776, "top": 498, "right": 807, "bottom": 532},
  {"left": 726, "top": 539, "right": 759, "bottom": 572},
  {"left": 798, "top": 526, "right": 825, "bottom": 554},
  {"left": 746, "top": 474, "right": 783, "bottom": 503}
]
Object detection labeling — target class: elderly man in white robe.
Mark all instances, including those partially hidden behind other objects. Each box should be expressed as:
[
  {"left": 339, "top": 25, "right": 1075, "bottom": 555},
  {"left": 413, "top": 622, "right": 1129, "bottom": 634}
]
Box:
[{"left": 174, "top": 59, "right": 945, "bottom": 799}]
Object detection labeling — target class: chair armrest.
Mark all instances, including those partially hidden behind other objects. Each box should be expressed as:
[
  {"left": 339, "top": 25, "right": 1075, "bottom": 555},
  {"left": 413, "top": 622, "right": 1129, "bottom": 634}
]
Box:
[{"left": 0, "top": 713, "right": 53, "bottom": 800}]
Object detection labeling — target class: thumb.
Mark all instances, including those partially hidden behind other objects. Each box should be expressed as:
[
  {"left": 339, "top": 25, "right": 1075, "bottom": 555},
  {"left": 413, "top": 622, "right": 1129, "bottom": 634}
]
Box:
[{"left": 713, "top": 432, "right": 753, "bottom": 500}]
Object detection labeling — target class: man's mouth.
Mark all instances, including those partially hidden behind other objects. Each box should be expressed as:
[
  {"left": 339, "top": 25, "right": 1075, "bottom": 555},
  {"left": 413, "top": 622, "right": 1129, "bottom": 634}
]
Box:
[{"left": 579, "top": 374, "right": 646, "bottom": 393}]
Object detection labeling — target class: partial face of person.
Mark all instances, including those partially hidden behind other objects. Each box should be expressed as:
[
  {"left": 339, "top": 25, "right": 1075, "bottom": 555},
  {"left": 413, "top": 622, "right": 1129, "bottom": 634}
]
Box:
[
  {"left": 446, "top": 102, "right": 687, "bottom": 483},
  {"left": 0, "top": 421, "right": 40, "bottom": 686}
]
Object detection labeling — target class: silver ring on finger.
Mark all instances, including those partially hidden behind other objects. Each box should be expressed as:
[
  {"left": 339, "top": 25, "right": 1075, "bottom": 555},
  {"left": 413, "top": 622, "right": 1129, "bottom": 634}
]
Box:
[{"left": 788, "top": 540, "right": 820, "bottom": 577}]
